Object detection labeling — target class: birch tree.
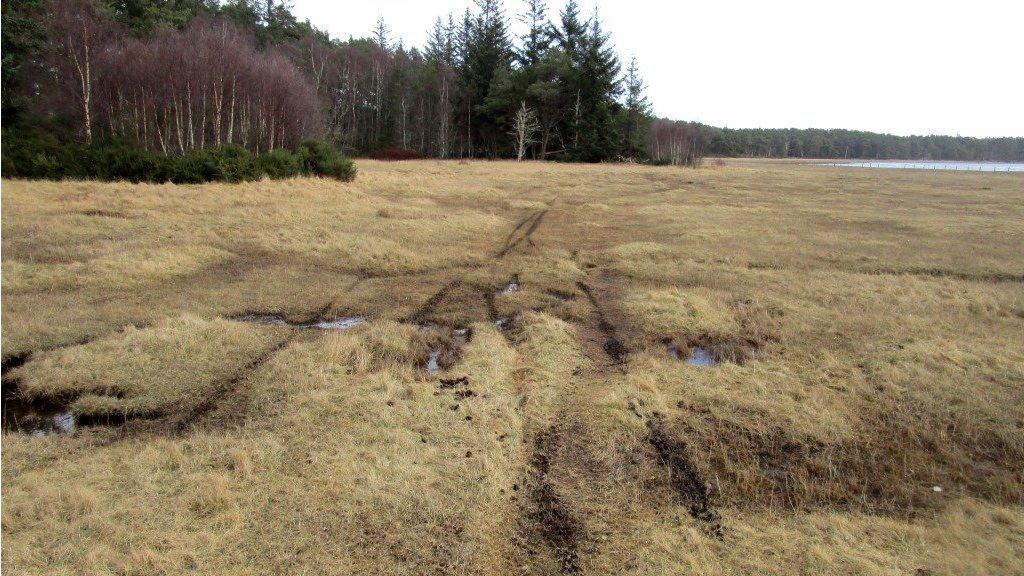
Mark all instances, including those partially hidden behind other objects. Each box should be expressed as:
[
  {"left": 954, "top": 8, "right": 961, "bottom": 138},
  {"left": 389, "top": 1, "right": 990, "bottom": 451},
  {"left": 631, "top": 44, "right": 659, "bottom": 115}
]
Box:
[{"left": 510, "top": 101, "right": 539, "bottom": 161}]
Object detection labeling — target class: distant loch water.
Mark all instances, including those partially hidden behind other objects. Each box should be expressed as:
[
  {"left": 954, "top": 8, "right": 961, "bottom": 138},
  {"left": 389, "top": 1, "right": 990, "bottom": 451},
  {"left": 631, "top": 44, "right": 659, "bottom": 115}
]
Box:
[{"left": 826, "top": 160, "right": 1024, "bottom": 172}]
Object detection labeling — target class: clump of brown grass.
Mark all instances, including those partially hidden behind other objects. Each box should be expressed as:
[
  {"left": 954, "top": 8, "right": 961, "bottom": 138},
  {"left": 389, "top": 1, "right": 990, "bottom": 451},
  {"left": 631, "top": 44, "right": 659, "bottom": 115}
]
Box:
[{"left": 14, "top": 315, "right": 285, "bottom": 419}]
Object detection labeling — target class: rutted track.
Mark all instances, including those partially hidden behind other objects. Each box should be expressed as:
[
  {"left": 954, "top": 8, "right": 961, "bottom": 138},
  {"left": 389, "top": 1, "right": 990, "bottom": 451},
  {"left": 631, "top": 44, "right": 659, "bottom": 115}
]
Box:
[
  {"left": 523, "top": 426, "right": 584, "bottom": 575},
  {"left": 647, "top": 415, "right": 724, "bottom": 539},
  {"left": 497, "top": 210, "right": 547, "bottom": 258},
  {"left": 174, "top": 332, "right": 298, "bottom": 432},
  {"left": 576, "top": 282, "right": 629, "bottom": 364}
]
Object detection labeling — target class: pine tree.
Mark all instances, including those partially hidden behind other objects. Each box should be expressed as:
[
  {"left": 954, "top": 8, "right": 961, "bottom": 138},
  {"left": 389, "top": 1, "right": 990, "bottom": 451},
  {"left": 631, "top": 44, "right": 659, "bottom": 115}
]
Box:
[
  {"left": 574, "top": 14, "right": 621, "bottom": 161},
  {"left": 552, "top": 0, "right": 587, "bottom": 62}
]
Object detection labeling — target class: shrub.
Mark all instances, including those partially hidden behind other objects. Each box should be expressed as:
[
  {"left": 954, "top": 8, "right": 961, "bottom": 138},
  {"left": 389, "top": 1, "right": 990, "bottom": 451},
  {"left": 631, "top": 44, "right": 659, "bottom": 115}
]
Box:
[
  {"left": 204, "top": 144, "right": 262, "bottom": 183},
  {"left": 169, "top": 145, "right": 260, "bottom": 184},
  {"left": 87, "top": 140, "right": 167, "bottom": 183},
  {"left": 258, "top": 149, "right": 301, "bottom": 179},
  {"left": 2, "top": 130, "right": 85, "bottom": 179},
  {"left": 1, "top": 135, "right": 354, "bottom": 183},
  {"left": 296, "top": 140, "right": 356, "bottom": 181}
]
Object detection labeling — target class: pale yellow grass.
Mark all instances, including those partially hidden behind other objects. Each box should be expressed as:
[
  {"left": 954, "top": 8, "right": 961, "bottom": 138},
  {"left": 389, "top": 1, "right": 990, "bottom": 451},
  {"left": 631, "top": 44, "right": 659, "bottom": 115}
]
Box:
[{"left": 2, "top": 160, "right": 1023, "bottom": 575}]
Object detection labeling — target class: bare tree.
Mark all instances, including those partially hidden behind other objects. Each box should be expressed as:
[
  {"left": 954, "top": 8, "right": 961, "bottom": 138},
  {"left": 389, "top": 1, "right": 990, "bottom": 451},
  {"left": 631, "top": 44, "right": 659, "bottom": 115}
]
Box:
[
  {"left": 47, "top": 0, "right": 114, "bottom": 143},
  {"left": 509, "top": 101, "right": 539, "bottom": 161}
]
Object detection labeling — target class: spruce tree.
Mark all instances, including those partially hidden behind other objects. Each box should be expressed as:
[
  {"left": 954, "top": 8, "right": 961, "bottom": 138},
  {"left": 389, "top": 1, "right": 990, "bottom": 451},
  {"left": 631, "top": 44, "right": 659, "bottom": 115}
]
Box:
[
  {"left": 518, "top": 0, "right": 550, "bottom": 66},
  {"left": 620, "top": 55, "right": 651, "bottom": 158},
  {"left": 458, "top": 0, "right": 513, "bottom": 156}
]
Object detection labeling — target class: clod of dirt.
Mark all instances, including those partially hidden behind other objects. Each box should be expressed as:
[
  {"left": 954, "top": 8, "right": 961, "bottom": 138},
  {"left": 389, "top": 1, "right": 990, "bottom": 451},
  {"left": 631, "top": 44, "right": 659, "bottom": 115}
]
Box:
[
  {"left": 453, "top": 389, "right": 476, "bottom": 400},
  {"left": 439, "top": 376, "right": 469, "bottom": 389},
  {"left": 647, "top": 417, "right": 724, "bottom": 539}
]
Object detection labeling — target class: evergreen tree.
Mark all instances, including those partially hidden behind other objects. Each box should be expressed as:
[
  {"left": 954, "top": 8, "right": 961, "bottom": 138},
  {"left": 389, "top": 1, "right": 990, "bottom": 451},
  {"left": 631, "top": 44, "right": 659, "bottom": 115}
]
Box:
[
  {"left": 373, "top": 16, "right": 390, "bottom": 50},
  {"left": 518, "top": 0, "right": 549, "bottom": 66},
  {"left": 554, "top": 6, "right": 620, "bottom": 161},
  {"left": 458, "top": 0, "right": 513, "bottom": 156},
  {"left": 619, "top": 55, "right": 651, "bottom": 158}
]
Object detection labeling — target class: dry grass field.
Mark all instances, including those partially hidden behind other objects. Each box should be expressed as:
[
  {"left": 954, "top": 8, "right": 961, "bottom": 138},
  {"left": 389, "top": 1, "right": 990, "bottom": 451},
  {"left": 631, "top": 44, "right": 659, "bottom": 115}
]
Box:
[{"left": 2, "top": 159, "right": 1023, "bottom": 575}]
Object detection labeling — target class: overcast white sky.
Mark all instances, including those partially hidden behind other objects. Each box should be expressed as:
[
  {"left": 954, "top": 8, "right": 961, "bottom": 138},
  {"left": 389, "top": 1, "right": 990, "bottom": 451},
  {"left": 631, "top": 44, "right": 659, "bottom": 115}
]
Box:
[{"left": 290, "top": 0, "right": 1024, "bottom": 138}]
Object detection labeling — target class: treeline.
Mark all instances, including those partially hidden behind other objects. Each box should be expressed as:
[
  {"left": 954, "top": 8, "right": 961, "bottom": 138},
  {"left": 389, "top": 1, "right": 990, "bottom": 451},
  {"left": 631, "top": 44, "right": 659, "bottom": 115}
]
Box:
[
  {"left": 2, "top": 0, "right": 690, "bottom": 168},
  {"left": 697, "top": 125, "right": 1024, "bottom": 162}
]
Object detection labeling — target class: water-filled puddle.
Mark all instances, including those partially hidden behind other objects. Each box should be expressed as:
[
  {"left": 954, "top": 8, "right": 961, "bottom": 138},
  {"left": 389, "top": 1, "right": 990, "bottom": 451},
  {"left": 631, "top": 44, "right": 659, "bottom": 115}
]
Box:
[
  {"left": 667, "top": 344, "right": 718, "bottom": 367},
  {"left": 2, "top": 384, "right": 77, "bottom": 436},
  {"left": 237, "top": 314, "right": 366, "bottom": 331},
  {"left": 307, "top": 317, "right": 366, "bottom": 330},
  {"left": 686, "top": 347, "right": 717, "bottom": 367},
  {"left": 425, "top": 351, "right": 442, "bottom": 375},
  {"left": 548, "top": 291, "right": 573, "bottom": 303},
  {"left": 420, "top": 326, "right": 470, "bottom": 375},
  {"left": 499, "top": 275, "right": 521, "bottom": 296}
]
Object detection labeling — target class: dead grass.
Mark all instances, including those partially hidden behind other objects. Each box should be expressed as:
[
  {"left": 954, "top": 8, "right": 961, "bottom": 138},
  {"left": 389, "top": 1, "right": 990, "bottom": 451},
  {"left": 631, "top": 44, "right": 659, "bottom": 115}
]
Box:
[{"left": 2, "top": 159, "right": 1023, "bottom": 575}]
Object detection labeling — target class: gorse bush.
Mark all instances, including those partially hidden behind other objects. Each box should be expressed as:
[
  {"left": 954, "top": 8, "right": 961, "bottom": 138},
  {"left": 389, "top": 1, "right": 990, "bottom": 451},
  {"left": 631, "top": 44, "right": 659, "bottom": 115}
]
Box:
[
  {"left": 258, "top": 149, "right": 302, "bottom": 179},
  {"left": 1, "top": 131, "right": 356, "bottom": 183},
  {"left": 296, "top": 140, "right": 357, "bottom": 181}
]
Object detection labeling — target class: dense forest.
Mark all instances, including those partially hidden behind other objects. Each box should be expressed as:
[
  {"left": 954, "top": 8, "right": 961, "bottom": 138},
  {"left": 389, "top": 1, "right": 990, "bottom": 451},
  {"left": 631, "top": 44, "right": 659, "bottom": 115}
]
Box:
[
  {"left": 1, "top": 0, "right": 695, "bottom": 172},
  {"left": 1, "top": 0, "right": 1021, "bottom": 178},
  {"left": 696, "top": 125, "right": 1024, "bottom": 162}
]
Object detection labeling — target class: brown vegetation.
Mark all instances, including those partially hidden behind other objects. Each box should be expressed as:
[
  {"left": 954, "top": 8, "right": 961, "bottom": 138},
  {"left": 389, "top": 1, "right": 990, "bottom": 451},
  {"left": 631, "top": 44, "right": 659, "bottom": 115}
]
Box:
[{"left": 2, "top": 159, "right": 1023, "bottom": 575}]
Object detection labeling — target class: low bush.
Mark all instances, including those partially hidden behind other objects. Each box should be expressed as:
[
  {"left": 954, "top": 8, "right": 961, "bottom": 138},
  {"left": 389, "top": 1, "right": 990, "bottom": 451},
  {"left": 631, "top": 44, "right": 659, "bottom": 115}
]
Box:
[
  {"left": 297, "top": 140, "right": 357, "bottom": 181},
  {"left": 258, "top": 149, "right": 302, "bottom": 179},
  {"left": 1, "top": 132, "right": 356, "bottom": 183}
]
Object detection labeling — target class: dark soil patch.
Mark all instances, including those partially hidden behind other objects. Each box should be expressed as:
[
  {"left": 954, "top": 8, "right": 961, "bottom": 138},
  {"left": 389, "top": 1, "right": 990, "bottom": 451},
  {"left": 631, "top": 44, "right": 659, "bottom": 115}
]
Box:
[
  {"left": 647, "top": 416, "right": 723, "bottom": 539},
  {"left": 577, "top": 282, "right": 628, "bottom": 363},
  {"left": 525, "top": 427, "right": 583, "bottom": 574},
  {"left": 79, "top": 209, "right": 131, "bottom": 219}
]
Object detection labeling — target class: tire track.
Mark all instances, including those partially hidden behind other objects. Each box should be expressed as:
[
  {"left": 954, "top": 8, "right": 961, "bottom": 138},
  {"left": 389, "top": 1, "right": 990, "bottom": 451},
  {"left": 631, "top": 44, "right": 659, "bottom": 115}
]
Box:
[
  {"left": 647, "top": 415, "right": 724, "bottom": 539},
  {"left": 497, "top": 210, "right": 547, "bottom": 258},
  {"left": 524, "top": 426, "right": 584, "bottom": 575},
  {"left": 175, "top": 332, "right": 298, "bottom": 432},
  {"left": 576, "top": 282, "right": 629, "bottom": 364}
]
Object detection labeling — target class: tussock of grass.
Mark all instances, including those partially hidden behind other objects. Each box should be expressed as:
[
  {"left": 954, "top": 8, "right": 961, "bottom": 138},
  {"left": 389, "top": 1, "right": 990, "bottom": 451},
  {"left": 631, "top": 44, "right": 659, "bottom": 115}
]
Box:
[
  {"left": 16, "top": 315, "right": 284, "bottom": 418},
  {"left": 622, "top": 287, "right": 739, "bottom": 340},
  {"left": 2, "top": 246, "right": 234, "bottom": 293}
]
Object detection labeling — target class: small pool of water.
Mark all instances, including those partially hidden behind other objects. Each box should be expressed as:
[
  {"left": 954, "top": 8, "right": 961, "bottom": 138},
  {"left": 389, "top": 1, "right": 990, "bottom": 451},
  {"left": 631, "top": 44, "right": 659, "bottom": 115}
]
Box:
[
  {"left": 826, "top": 160, "right": 1024, "bottom": 172},
  {"left": 667, "top": 344, "right": 718, "bottom": 367},
  {"left": 237, "top": 314, "right": 366, "bottom": 331},
  {"left": 2, "top": 387, "right": 77, "bottom": 436},
  {"left": 425, "top": 351, "right": 441, "bottom": 375},
  {"left": 499, "top": 275, "right": 521, "bottom": 296},
  {"left": 307, "top": 317, "right": 366, "bottom": 330},
  {"left": 686, "top": 347, "right": 717, "bottom": 367}
]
